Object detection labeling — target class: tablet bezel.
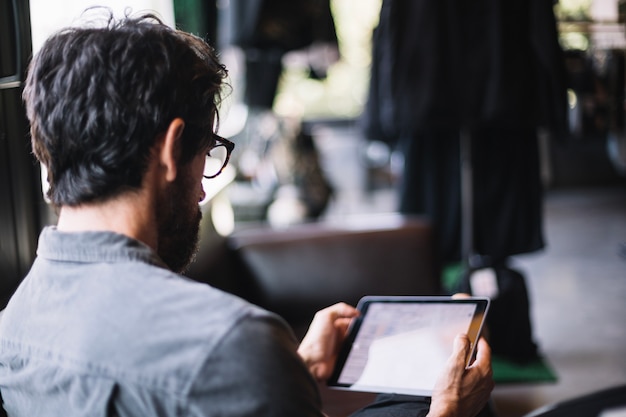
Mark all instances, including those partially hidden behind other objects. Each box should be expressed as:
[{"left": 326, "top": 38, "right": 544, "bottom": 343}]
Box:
[{"left": 326, "top": 295, "right": 490, "bottom": 397}]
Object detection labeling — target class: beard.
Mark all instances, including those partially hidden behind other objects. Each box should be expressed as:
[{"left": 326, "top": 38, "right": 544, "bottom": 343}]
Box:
[{"left": 156, "top": 169, "right": 203, "bottom": 273}]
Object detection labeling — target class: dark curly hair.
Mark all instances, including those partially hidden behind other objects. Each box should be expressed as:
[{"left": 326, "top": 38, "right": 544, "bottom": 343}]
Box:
[{"left": 23, "top": 11, "right": 228, "bottom": 206}]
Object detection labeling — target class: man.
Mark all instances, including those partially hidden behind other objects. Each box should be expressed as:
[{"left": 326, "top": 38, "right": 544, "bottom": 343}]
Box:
[{"left": 0, "top": 13, "right": 493, "bottom": 416}]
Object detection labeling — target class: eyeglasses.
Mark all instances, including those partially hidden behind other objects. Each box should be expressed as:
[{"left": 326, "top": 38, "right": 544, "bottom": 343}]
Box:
[{"left": 203, "top": 134, "right": 235, "bottom": 179}]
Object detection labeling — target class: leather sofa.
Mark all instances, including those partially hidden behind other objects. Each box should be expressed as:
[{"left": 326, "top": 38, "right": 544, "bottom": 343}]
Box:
[{"left": 192, "top": 213, "right": 442, "bottom": 337}]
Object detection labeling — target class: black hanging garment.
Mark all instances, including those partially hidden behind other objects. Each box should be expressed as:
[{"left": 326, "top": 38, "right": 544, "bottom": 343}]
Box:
[
  {"left": 362, "top": 0, "right": 567, "bottom": 263},
  {"left": 362, "top": 0, "right": 568, "bottom": 362},
  {"left": 222, "top": 0, "right": 338, "bottom": 108}
]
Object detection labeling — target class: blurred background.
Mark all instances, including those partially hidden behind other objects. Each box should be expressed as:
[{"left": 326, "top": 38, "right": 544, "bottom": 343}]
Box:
[
  {"left": 1, "top": 1, "right": 625, "bottom": 416},
  {"left": 13, "top": 0, "right": 626, "bottom": 230}
]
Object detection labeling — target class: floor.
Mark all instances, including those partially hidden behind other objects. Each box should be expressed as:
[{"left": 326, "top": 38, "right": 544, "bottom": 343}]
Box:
[
  {"left": 309, "top": 125, "right": 626, "bottom": 417},
  {"left": 489, "top": 186, "right": 626, "bottom": 417}
]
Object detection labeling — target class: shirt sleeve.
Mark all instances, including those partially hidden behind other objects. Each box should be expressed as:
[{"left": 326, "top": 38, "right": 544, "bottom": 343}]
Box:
[{"left": 187, "top": 311, "right": 325, "bottom": 417}]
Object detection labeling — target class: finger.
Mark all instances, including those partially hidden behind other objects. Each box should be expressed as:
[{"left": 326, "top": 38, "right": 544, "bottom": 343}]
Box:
[
  {"left": 449, "top": 333, "right": 471, "bottom": 368},
  {"left": 306, "top": 303, "right": 358, "bottom": 339},
  {"left": 326, "top": 302, "right": 359, "bottom": 319},
  {"left": 334, "top": 317, "right": 353, "bottom": 331},
  {"left": 470, "top": 337, "right": 492, "bottom": 369},
  {"left": 453, "top": 333, "right": 471, "bottom": 355},
  {"left": 451, "top": 293, "right": 471, "bottom": 299}
]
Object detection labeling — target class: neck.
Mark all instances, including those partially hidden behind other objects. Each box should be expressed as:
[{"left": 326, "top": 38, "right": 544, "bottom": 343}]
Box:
[{"left": 56, "top": 191, "right": 157, "bottom": 250}]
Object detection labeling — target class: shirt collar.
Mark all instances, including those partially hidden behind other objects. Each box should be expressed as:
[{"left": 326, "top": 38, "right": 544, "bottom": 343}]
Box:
[{"left": 37, "top": 226, "right": 167, "bottom": 268}]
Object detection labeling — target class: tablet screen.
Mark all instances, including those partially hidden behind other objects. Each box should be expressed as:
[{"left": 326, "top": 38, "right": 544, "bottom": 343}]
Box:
[{"left": 327, "top": 296, "right": 489, "bottom": 397}]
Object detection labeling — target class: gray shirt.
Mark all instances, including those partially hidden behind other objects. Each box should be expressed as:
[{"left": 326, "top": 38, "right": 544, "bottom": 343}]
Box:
[{"left": 0, "top": 227, "right": 323, "bottom": 416}]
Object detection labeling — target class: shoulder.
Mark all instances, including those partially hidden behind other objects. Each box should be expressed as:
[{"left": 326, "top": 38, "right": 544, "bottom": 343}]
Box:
[
  {"left": 120, "top": 266, "right": 289, "bottom": 354},
  {"left": 153, "top": 275, "right": 325, "bottom": 416},
  {"left": 187, "top": 311, "right": 324, "bottom": 416}
]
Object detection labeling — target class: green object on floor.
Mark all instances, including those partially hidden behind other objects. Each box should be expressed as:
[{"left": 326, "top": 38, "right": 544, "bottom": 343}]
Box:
[
  {"left": 442, "top": 263, "right": 463, "bottom": 293},
  {"left": 443, "top": 263, "right": 557, "bottom": 383},
  {"left": 492, "top": 355, "right": 558, "bottom": 383}
]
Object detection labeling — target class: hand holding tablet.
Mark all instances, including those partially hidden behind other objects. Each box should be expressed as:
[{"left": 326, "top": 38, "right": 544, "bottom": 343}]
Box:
[{"left": 326, "top": 296, "right": 490, "bottom": 397}]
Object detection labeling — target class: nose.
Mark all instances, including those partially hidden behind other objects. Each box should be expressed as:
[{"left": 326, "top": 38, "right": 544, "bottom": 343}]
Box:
[{"left": 199, "top": 183, "right": 206, "bottom": 203}]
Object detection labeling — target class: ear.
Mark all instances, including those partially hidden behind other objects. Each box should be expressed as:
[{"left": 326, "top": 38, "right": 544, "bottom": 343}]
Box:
[{"left": 159, "top": 118, "right": 185, "bottom": 182}]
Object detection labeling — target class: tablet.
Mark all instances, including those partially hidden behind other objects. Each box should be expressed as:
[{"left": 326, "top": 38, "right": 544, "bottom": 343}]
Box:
[{"left": 327, "top": 295, "right": 490, "bottom": 397}]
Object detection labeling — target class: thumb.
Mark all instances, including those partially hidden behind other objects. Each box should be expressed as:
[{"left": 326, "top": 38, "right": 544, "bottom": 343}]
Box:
[{"left": 451, "top": 334, "right": 471, "bottom": 367}]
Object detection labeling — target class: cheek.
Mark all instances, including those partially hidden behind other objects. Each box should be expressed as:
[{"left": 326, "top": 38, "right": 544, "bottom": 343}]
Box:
[{"left": 194, "top": 152, "right": 207, "bottom": 177}]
